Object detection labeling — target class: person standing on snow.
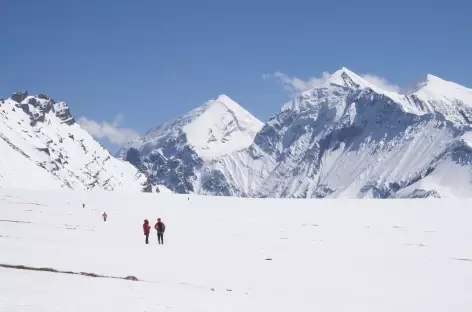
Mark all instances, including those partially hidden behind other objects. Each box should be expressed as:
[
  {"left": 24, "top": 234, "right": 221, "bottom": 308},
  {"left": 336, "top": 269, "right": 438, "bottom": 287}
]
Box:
[
  {"left": 102, "top": 212, "right": 108, "bottom": 222},
  {"left": 154, "top": 218, "right": 166, "bottom": 245},
  {"left": 143, "top": 219, "right": 151, "bottom": 244}
]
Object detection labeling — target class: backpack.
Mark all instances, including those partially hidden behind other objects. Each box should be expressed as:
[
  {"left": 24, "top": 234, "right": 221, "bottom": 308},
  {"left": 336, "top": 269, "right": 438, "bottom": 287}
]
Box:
[{"left": 155, "top": 221, "right": 165, "bottom": 233}]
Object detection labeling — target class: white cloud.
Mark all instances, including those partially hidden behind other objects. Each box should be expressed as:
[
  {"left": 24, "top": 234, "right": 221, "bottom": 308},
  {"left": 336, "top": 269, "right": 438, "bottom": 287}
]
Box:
[
  {"left": 361, "top": 74, "right": 401, "bottom": 93},
  {"left": 77, "top": 114, "right": 139, "bottom": 146},
  {"left": 264, "top": 70, "right": 401, "bottom": 94},
  {"left": 263, "top": 71, "right": 330, "bottom": 95}
]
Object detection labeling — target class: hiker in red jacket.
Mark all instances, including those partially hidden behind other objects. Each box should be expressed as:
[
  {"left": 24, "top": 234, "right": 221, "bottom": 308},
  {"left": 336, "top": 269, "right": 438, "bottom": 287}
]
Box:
[{"left": 143, "top": 219, "right": 151, "bottom": 244}]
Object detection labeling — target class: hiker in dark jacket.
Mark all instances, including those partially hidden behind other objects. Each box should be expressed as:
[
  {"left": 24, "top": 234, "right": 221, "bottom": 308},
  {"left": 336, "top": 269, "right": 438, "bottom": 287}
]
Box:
[
  {"left": 154, "top": 218, "right": 166, "bottom": 245},
  {"left": 143, "top": 219, "right": 151, "bottom": 244}
]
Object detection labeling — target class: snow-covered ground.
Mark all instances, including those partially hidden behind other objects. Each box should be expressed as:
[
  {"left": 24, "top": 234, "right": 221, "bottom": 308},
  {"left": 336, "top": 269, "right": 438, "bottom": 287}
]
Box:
[{"left": 1, "top": 189, "right": 472, "bottom": 311}]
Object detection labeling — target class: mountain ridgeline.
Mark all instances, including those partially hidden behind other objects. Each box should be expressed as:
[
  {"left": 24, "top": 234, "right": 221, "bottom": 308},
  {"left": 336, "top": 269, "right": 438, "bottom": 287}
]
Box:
[
  {"left": 2, "top": 67, "right": 472, "bottom": 198},
  {"left": 116, "top": 68, "right": 472, "bottom": 198}
]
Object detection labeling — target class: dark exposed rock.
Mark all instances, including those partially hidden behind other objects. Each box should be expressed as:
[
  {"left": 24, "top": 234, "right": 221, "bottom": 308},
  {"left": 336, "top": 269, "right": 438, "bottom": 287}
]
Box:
[
  {"left": 20, "top": 103, "right": 31, "bottom": 115},
  {"left": 200, "top": 168, "right": 233, "bottom": 196},
  {"left": 399, "top": 189, "right": 441, "bottom": 199},
  {"left": 28, "top": 97, "right": 39, "bottom": 106},
  {"left": 55, "top": 108, "right": 75, "bottom": 125},
  {"left": 37, "top": 147, "right": 50, "bottom": 156},
  {"left": 11, "top": 90, "right": 28, "bottom": 103},
  {"left": 125, "top": 148, "right": 147, "bottom": 173},
  {"left": 142, "top": 183, "right": 152, "bottom": 193}
]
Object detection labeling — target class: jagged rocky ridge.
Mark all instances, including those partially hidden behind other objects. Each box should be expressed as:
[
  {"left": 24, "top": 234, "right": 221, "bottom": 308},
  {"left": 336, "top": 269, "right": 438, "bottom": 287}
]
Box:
[
  {"left": 118, "top": 68, "right": 472, "bottom": 198},
  {"left": 0, "top": 91, "right": 148, "bottom": 191}
]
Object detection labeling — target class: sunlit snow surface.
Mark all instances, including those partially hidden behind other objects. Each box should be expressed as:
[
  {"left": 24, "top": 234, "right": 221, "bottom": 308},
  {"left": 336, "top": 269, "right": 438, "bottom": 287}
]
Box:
[{"left": 1, "top": 189, "right": 472, "bottom": 311}]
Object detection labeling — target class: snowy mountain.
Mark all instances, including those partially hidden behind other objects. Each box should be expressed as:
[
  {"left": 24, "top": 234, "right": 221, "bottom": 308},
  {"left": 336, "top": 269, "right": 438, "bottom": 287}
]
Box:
[
  {"left": 211, "top": 68, "right": 472, "bottom": 198},
  {"left": 5, "top": 68, "right": 471, "bottom": 198},
  {"left": 116, "top": 95, "right": 264, "bottom": 194},
  {"left": 0, "top": 91, "right": 147, "bottom": 191},
  {"left": 118, "top": 68, "right": 472, "bottom": 198}
]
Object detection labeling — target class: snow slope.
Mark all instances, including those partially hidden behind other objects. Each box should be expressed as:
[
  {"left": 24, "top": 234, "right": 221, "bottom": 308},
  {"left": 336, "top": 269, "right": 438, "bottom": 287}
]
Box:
[
  {"left": 407, "top": 74, "right": 472, "bottom": 124},
  {"left": 117, "top": 94, "right": 263, "bottom": 194},
  {"left": 0, "top": 91, "right": 147, "bottom": 191},
  {"left": 210, "top": 68, "right": 472, "bottom": 198},
  {"left": 1, "top": 189, "right": 472, "bottom": 311}
]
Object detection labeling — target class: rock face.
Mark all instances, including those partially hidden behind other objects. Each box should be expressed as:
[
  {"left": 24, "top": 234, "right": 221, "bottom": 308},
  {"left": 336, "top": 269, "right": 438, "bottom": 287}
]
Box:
[
  {"left": 119, "top": 68, "right": 472, "bottom": 198},
  {"left": 11, "top": 91, "right": 29, "bottom": 104},
  {"left": 0, "top": 92, "right": 147, "bottom": 191}
]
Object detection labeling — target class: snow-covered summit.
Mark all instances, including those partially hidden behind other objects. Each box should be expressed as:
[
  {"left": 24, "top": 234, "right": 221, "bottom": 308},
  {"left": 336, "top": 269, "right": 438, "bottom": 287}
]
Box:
[
  {"left": 116, "top": 94, "right": 263, "bottom": 193},
  {"left": 280, "top": 67, "right": 404, "bottom": 113},
  {"left": 120, "top": 94, "right": 263, "bottom": 161},
  {"left": 0, "top": 91, "right": 147, "bottom": 191},
  {"left": 280, "top": 67, "right": 472, "bottom": 125},
  {"left": 182, "top": 94, "right": 264, "bottom": 159},
  {"left": 406, "top": 74, "right": 472, "bottom": 124}
]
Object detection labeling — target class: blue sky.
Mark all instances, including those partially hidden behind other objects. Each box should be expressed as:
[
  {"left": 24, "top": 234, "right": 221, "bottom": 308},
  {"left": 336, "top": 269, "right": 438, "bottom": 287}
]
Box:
[{"left": 1, "top": 0, "right": 471, "bottom": 152}]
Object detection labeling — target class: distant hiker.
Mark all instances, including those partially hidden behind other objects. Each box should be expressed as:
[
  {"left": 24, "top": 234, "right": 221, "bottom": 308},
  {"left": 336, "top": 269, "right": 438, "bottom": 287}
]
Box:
[
  {"left": 154, "top": 218, "right": 166, "bottom": 245},
  {"left": 83, "top": 203, "right": 85, "bottom": 209},
  {"left": 102, "top": 212, "right": 108, "bottom": 222},
  {"left": 143, "top": 219, "right": 151, "bottom": 244}
]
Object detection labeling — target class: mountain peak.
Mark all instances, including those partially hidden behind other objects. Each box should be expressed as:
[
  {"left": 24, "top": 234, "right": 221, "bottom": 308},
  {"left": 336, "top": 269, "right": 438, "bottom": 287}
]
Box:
[
  {"left": 413, "top": 73, "right": 469, "bottom": 92},
  {"left": 293, "top": 67, "right": 371, "bottom": 94},
  {"left": 410, "top": 73, "right": 471, "bottom": 96},
  {"left": 182, "top": 95, "right": 263, "bottom": 159},
  {"left": 214, "top": 94, "right": 232, "bottom": 103},
  {"left": 11, "top": 90, "right": 29, "bottom": 103},
  {"left": 425, "top": 73, "right": 442, "bottom": 82},
  {"left": 328, "top": 67, "right": 368, "bottom": 89},
  {"left": 409, "top": 73, "right": 472, "bottom": 120},
  {"left": 119, "top": 94, "right": 263, "bottom": 164},
  {"left": 207, "top": 94, "right": 242, "bottom": 111},
  {"left": 337, "top": 66, "right": 358, "bottom": 77}
]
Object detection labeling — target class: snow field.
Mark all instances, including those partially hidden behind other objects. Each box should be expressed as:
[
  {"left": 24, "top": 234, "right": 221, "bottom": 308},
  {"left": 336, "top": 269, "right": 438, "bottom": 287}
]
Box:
[{"left": 1, "top": 189, "right": 472, "bottom": 311}]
